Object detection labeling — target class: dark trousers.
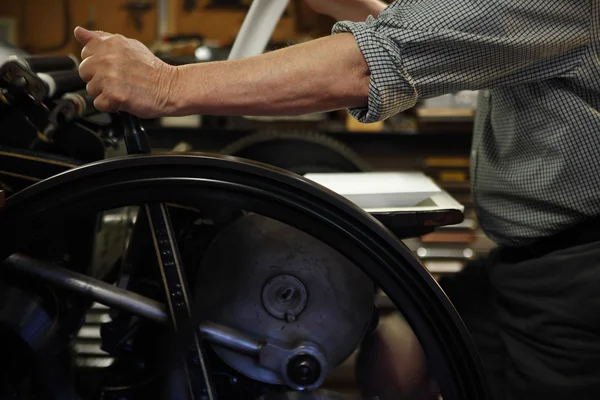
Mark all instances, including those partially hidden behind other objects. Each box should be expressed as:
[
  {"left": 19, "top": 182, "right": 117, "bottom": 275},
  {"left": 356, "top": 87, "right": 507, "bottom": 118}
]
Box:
[{"left": 439, "top": 240, "right": 600, "bottom": 400}]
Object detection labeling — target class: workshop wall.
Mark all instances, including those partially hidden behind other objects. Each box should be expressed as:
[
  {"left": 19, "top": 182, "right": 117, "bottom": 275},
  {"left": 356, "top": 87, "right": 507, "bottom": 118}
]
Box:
[
  {"left": 0, "top": 0, "right": 157, "bottom": 55},
  {"left": 0, "top": 0, "right": 334, "bottom": 57}
]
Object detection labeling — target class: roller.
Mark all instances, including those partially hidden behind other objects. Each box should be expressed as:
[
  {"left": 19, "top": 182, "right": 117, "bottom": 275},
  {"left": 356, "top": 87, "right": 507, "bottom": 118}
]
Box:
[
  {"left": 228, "top": 0, "right": 289, "bottom": 60},
  {"left": 8, "top": 55, "right": 79, "bottom": 73}
]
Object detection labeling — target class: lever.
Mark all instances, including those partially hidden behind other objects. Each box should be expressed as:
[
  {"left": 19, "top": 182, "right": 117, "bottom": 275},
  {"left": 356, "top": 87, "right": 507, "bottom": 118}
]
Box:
[
  {"left": 120, "top": 112, "right": 151, "bottom": 154},
  {"left": 119, "top": 112, "right": 217, "bottom": 399}
]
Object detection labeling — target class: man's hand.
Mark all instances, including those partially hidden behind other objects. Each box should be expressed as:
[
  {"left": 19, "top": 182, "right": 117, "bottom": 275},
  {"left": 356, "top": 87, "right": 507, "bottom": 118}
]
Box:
[
  {"left": 74, "top": 26, "right": 177, "bottom": 118},
  {"left": 72, "top": 28, "right": 370, "bottom": 119},
  {"left": 304, "top": 0, "right": 388, "bottom": 21}
]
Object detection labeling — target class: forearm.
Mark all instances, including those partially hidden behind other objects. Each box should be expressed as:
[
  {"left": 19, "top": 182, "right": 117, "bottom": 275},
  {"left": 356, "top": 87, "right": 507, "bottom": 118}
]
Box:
[
  {"left": 332, "top": 0, "right": 591, "bottom": 123},
  {"left": 170, "top": 33, "right": 370, "bottom": 117}
]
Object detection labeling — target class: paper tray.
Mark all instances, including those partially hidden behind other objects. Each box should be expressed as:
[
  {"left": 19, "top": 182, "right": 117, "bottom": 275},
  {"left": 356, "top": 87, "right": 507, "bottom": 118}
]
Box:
[
  {"left": 367, "top": 191, "right": 465, "bottom": 239},
  {"left": 304, "top": 172, "right": 465, "bottom": 239}
]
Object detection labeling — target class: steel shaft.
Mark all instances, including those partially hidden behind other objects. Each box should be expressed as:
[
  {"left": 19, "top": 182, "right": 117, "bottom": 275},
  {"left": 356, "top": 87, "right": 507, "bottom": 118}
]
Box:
[{"left": 2, "top": 254, "right": 262, "bottom": 356}]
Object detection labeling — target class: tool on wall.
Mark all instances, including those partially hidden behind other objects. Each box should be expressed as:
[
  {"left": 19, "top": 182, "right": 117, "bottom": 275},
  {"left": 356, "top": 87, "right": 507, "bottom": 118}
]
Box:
[
  {"left": 205, "top": 0, "right": 245, "bottom": 9},
  {"left": 121, "top": 1, "right": 153, "bottom": 31},
  {"left": 184, "top": 0, "right": 198, "bottom": 12},
  {"left": 38, "top": 0, "right": 72, "bottom": 52},
  {"left": 86, "top": 6, "right": 97, "bottom": 31}
]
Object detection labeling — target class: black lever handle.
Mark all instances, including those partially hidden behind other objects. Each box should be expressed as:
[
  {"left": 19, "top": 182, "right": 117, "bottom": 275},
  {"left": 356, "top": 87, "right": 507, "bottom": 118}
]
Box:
[
  {"left": 120, "top": 112, "right": 151, "bottom": 154},
  {"left": 116, "top": 111, "right": 218, "bottom": 399}
]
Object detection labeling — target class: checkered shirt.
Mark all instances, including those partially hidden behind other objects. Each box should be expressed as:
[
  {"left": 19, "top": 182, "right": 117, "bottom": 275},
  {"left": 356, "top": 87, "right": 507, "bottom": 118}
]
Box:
[{"left": 333, "top": 0, "right": 600, "bottom": 246}]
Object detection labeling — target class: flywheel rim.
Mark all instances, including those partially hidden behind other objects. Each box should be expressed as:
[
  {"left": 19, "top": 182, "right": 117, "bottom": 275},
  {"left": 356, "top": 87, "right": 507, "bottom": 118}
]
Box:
[{"left": 0, "top": 153, "right": 491, "bottom": 400}]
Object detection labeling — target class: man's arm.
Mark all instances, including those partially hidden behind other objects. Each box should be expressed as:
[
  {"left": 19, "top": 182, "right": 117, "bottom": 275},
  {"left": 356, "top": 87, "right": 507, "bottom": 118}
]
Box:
[
  {"left": 74, "top": 27, "right": 370, "bottom": 119},
  {"left": 173, "top": 33, "right": 370, "bottom": 117},
  {"left": 334, "top": 0, "right": 592, "bottom": 123},
  {"left": 304, "top": 0, "right": 388, "bottom": 22},
  {"left": 76, "top": 0, "right": 592, "bottom": 121}
]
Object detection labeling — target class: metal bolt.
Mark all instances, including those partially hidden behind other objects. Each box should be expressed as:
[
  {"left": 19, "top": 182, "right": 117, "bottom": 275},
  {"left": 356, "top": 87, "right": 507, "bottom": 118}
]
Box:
[
  {"left": 161, "top": 250, "right": 172, "bottom": 258},
  {"left": 286, "top": 354, "right": 321, "bottom": 386},
  {"left": 15, "top": 76, "right": 27, "bottom": 88},
  {"left": 278, "top": 287, "right": 294, "bottom": 303},
  {"left": 285, "top": 312, "right": 296, "bottom": 322}
]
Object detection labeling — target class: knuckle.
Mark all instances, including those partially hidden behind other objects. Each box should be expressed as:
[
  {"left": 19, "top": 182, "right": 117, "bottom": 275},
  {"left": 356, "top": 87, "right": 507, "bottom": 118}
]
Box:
[
  {"left": 95, "top": 95, "right": 119, "bottom": 113},
  {"left": 107, "top": 34, "right": 124, "bottom": 45},
  {"left": 93, "top": 96, "right": 107, "bottom": 111},
  {"left": 78, "top": 62, "right": 93, "bottom": 82},
  {"left": 106, "top": 85, "right": 126, "bottom": 104},
  {"left": 105, "top": 74, "right": 120, "bottom": 85},
  {"left": 86, "top": 82, "right": 100, "bottom": 97},
  {"left": 103, "top": 53, "right": 122, "bottom": 68},
  {"left": 114, "top": 91, "right": 127, "bottom": 104}
]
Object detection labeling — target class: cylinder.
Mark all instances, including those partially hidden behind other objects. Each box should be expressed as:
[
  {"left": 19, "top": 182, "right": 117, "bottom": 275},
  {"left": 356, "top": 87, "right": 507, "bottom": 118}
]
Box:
[
  {"left": 14, "top": 55, "right": 79, "bottom": 73},
  {"left": 62, "top": 89, "right": 97, "bottom": 117},
  {"left": 38, "top": 70, "right": 86, "bottom": 98}
]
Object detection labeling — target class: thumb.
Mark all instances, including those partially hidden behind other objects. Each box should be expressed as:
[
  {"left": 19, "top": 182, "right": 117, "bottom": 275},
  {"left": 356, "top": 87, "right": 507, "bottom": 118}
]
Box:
[
  {"left": 74, "top": 26, "right": 96, "bottom": 45},
  {"left": 74, "top": 26, "right": 111, "bottom": 45}
]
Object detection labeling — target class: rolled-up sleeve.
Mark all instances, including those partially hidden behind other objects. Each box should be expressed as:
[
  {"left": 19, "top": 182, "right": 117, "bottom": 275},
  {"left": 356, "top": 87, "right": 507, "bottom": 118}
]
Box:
[{"left": 333, "top": 0, "right": 592, "bottom": 123}]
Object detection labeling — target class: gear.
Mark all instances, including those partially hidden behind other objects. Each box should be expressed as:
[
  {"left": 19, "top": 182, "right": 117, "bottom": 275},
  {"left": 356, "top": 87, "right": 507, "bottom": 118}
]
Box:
[{"left": 221, "top": 131, "right": 370, "bottom": 174}]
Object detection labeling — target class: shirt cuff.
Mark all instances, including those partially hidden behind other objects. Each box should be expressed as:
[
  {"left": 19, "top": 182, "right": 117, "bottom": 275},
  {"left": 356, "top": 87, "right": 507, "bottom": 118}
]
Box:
[{"left": 333, "top": 18, "right": 418, "bottom": 123}]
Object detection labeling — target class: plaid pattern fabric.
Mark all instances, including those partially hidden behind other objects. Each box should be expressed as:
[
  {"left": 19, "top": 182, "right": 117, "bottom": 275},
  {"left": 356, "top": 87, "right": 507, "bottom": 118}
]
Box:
[{"left": 333, "top": 0, "right": 599, "bottom": 246}]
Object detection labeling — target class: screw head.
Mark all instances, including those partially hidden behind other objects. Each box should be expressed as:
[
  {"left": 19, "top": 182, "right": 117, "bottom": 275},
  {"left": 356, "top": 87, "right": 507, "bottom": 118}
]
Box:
[
  {"left": 286, "top": 354, "right": 321, "bottom": 387},
  {"left": 262, "top": 275, "right": 307, "bottom": 321}
]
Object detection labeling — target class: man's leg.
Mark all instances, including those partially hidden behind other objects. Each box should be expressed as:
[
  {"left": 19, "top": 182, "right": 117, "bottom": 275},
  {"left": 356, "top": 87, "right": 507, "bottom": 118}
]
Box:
[
  {"left": 491, "top": 240, "right": 600, "bottom": 400},
  {"left": 439, "top": 255, "right": 507, "bottom": 400},
  {"left": 355, "top": 255, "right": 508, "bottom": 400}
]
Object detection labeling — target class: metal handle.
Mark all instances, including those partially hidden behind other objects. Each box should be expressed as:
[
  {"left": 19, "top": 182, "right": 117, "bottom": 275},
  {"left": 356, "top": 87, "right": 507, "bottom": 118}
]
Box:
[
  {"left": 120, "top": 112, "right": 152, "bottom": 154},
  {"left": 116, "top": 112, "right": 217, "bottom": 399}
]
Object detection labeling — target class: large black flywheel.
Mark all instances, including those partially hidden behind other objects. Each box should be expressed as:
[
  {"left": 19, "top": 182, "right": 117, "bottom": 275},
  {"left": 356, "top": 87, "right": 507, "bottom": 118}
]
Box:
[{"left": 0, "top": 153, "right": 490, "bottom": 400}]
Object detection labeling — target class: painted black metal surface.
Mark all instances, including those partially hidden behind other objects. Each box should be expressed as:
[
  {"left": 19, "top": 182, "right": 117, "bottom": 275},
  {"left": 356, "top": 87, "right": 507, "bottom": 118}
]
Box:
[
  {"left": 0, "top": 153, "right": 492, "bottom": 400},
  {"left": 120, "top": 113, "right": 217, "bottom": 400}
]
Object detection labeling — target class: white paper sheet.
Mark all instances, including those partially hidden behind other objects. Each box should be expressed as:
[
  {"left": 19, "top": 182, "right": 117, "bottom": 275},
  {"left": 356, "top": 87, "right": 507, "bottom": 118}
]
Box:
[{"left": 304, "top": 172, "right": 443, "bottom": 209}]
